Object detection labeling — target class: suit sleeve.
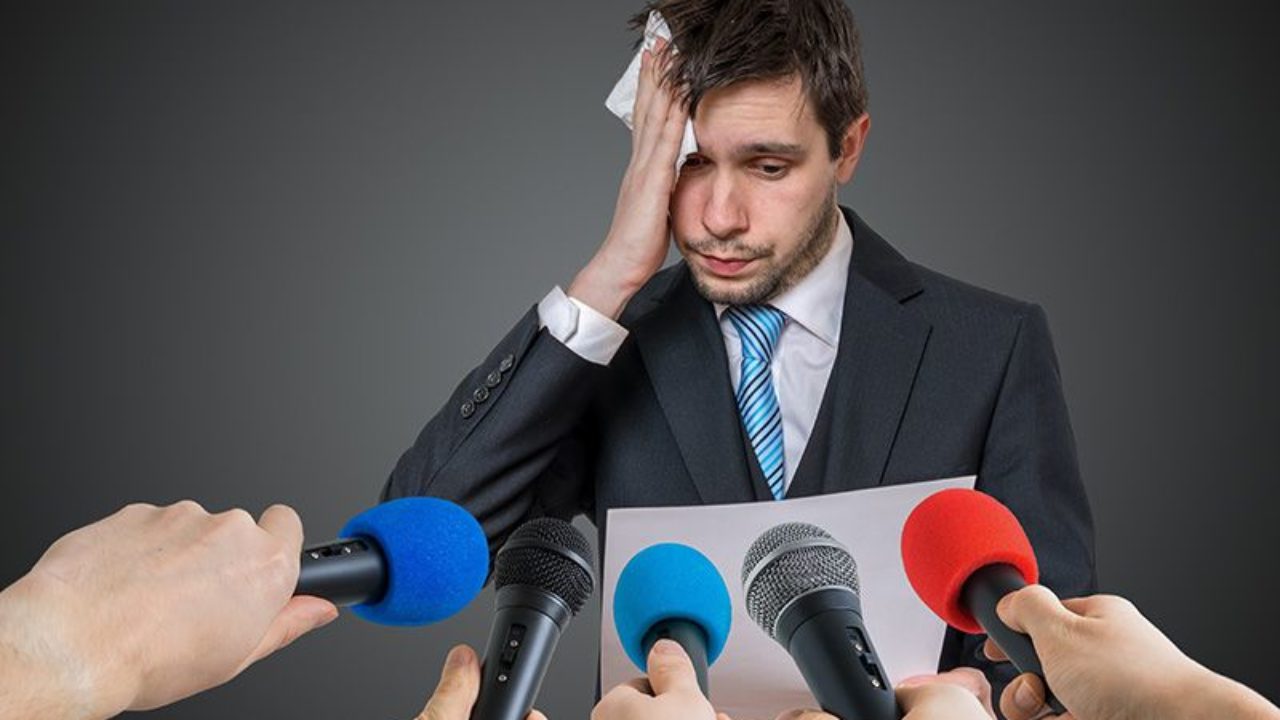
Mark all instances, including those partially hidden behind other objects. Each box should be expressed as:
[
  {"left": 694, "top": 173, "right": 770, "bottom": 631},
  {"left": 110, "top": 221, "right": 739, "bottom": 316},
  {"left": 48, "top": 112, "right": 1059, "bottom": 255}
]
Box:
[
  {"left": 380, "top": 306, "right": 609, "bottom": 553},
  {"left": 941, "top": 303, "right": 1098, "bottom": 711}
]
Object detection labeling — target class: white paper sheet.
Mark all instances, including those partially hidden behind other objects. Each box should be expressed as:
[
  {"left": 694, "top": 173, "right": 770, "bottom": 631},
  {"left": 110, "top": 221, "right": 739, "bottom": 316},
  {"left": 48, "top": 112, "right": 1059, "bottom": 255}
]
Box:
[{"left": 601, "top": 475, "right": 977, "bottom": 719}]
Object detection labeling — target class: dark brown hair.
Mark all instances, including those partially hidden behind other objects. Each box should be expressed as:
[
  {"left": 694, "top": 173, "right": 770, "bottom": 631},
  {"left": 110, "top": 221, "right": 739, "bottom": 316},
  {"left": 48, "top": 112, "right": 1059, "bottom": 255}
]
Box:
[{"left": 631, "top": 0, "right": 868, "bottom": 159}]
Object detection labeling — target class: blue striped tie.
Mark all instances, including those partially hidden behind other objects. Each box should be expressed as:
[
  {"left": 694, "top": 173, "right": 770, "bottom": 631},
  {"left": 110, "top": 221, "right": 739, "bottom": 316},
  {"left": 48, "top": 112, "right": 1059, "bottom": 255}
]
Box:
[{"left": 726, "top": 305, "right": 787, "bottom": 500}]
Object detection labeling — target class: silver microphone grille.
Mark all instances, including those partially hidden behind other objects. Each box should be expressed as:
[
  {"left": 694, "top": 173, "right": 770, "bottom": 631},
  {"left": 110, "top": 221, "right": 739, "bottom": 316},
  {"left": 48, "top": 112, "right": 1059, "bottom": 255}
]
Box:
[{"left": 740, "top": 522, "right": 860, "bottom": 640}]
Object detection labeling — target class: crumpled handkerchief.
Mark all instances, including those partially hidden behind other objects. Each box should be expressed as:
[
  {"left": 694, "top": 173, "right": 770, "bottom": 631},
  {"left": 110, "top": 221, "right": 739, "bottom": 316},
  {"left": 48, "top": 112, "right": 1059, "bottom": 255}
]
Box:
[{"left": 604, "top": 10, "right": 699, "bottom": 173}]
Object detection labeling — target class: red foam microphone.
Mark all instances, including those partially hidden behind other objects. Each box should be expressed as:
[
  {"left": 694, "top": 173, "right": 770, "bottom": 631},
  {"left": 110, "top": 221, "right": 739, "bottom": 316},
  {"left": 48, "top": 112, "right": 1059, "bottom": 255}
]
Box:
[{"left": 901, "top": 488, "right": 1064, "bottom": 714}]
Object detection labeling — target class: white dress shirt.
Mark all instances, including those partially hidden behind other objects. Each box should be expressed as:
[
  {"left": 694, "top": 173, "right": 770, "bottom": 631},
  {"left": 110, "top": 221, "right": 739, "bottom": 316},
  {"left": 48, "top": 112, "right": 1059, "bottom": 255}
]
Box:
[{"left": 538, "top": 213, "right": 853, "bottom": 494}]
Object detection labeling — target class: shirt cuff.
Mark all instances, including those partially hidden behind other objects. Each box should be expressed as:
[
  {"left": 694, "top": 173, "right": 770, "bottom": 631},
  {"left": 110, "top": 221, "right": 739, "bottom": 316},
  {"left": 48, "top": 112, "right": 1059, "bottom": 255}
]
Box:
[{"left": 537, "top": 286, "right": 629, "bottom": 366}]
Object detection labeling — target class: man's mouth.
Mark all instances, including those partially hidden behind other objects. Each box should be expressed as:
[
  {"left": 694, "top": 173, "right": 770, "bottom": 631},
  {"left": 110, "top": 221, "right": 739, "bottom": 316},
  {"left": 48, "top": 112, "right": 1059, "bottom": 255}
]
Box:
[{"left": 698, "top": 253, "right": 758, "bottom": 277}]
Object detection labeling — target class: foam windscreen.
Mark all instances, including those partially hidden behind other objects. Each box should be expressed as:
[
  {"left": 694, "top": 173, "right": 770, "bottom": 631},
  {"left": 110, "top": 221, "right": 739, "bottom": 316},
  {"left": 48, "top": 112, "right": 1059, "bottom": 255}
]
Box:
[
  {"left": 900, "top": 488, "right": 1038, "bottom": 633},
  {"left": 341, "top": 497, "right": 488, "bottom": 626},
  {"left": 612, "top": 543, "right": 733, "bottom": 670}
]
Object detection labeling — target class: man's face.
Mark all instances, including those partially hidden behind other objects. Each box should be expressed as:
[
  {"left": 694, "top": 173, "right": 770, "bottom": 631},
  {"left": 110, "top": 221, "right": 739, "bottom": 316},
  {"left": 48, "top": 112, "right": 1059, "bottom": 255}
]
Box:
[{"left": 671, "top": 75, "right": 858, "bottom": 305}]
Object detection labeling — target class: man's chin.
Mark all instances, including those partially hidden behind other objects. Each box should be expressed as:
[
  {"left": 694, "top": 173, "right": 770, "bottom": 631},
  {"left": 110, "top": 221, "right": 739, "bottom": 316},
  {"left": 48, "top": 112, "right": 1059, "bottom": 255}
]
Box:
[{"left": 688, "top": 266, "right": 777, "bottom": 305}]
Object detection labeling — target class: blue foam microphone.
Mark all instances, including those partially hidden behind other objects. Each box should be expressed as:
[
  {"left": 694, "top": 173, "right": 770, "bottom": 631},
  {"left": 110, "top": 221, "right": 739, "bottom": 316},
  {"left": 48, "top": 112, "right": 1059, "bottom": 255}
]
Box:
[
  {"left": 613, "top": 543, "right": 733, "bottom": 696},
  {"left": 295, "top": 497, "right": 488, "bottom": 626}
]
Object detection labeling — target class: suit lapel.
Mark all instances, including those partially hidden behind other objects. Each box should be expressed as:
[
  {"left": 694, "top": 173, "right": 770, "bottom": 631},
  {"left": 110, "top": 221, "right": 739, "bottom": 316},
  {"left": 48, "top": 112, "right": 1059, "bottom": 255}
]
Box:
[
  {"left": 787, "top": 208, "right": 933, "bottom": 497},
  {"left": 633, "top": 268, "right": 766, "bottom": 504}
]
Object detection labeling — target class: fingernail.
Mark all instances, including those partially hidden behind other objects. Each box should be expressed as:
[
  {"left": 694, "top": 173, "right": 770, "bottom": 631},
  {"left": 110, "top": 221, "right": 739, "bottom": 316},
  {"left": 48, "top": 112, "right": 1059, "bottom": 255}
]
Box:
[
  {"left": 446, "top": 645, "right": 474, "bottom": 669},
  {"left": 652, "top": 639, "right": 682, "bottom": 655},
  {"left": 1013, "top": 680, "right": 1042, "bottom": 713}
]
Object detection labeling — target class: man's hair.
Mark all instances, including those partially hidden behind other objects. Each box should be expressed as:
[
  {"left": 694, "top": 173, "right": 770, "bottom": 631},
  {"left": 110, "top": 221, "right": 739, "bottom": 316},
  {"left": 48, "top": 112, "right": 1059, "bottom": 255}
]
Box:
[{"left": 631, "top": 0, "right": 868, "bottom": 159}]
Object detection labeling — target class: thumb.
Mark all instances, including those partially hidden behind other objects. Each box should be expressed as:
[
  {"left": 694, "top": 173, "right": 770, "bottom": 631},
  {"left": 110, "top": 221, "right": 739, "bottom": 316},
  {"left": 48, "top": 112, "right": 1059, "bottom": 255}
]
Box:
[
  {"left": 241, "top": 595, "right": 338, "bottom": 670},
  {"left": 645, "top": 639, "right": 701, "bottom": 697},
  {"left": 418, "top": 645, "right": 481, "bottom": 720},
  {"left": 997, "top": 584, "right": 1073, "bottom": 640}
]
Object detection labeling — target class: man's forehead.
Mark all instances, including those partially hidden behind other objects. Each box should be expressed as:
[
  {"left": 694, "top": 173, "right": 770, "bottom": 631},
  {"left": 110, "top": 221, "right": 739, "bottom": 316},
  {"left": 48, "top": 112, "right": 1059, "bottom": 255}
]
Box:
[{"left": 692, "top": 75, "right": 820, "bottom": 155}]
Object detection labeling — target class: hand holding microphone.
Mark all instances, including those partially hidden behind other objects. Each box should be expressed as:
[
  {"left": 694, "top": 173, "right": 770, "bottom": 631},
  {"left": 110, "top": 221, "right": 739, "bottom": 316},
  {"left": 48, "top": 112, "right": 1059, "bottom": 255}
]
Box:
[
  {"left": 902, "top": 489, "right": 1280, "bottom": 720},
  {"left": 415, "top": 644, "right": 547, "bottom": 720},
  {"left": 0, "top": 501, "right": 338, "bottom": 720},
  {"left": 613, "top": 543, "right": 733, "bottom": 696},
  {"left": 593, "top": 639, "right": 729, "bottom": 720},
  {"left": 900, "top": 488, "right": 1065, "bottom": 715},
  {"left": 986, "top": 585, "right": 1280, "bottom": 720}
]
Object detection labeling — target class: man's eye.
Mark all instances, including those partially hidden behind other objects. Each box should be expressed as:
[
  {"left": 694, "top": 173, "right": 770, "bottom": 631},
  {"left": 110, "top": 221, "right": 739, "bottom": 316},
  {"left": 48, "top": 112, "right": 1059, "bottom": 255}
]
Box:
[
  {"left": 682, "top": 156, "right": 707, "bottom": 169},
  {"left": 756, "top": 163, "right": 788, "bottom": 177}
]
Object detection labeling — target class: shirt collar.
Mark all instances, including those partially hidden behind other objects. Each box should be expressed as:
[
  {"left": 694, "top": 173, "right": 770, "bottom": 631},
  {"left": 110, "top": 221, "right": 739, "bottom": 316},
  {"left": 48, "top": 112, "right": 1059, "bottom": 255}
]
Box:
[{"left": 715, "top": 209, "right": 852, "bottom": 348}]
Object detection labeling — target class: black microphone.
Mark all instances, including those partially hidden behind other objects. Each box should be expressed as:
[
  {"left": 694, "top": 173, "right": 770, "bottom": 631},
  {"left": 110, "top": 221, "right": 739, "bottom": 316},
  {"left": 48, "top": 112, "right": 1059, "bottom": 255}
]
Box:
[
  {"left": 295, "top": 497, "right": 489, "bottom": 626},
  {"left": 471, "top": 517, "right": 596, "bottom": 720},
  {"left": 742, "top": 522, "right": 899, "bottom": 720}
]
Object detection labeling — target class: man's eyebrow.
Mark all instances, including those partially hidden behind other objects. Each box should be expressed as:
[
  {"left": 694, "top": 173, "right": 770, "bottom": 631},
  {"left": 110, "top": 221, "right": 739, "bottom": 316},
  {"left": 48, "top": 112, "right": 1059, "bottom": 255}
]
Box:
[{"left": 735, "top": 142, "right": 806, "bottom": 158}]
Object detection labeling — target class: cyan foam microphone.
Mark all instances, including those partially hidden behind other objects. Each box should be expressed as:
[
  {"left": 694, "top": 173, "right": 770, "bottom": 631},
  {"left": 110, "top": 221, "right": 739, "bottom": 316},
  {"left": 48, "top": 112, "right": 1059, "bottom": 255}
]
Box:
[
  {"left": 612, "top": 543, "right": 733, "bottom": 696},
  {"left": 900, "top": 488, "right": 1066, "bottom": 715},
  {"left": 742, "top": 523, "right": 898, "bottom": 720},
  {"left": 471, "top": 517, "right": 595, "bottom": 720},
  {"left": 295, "top": 496, "right": 488, "bottom": 626}
]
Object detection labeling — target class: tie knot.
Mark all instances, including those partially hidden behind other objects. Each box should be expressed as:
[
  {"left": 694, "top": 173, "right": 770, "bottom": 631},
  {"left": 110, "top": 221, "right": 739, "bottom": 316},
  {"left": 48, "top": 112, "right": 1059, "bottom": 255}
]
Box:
[{"left": 726, "top": 304, "right": 787, "bottom": 361}]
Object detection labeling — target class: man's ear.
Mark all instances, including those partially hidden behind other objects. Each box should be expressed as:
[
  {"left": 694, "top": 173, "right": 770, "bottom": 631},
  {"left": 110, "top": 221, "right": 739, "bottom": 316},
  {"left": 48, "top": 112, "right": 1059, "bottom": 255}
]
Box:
[{"left": 834, "top": 113, "right": 871, "bottom": 184}]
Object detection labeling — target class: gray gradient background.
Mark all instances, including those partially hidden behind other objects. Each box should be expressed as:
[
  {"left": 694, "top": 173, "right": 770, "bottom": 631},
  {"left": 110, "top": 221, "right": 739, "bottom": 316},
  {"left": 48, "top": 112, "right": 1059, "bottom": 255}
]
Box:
[{"left": 3, "top": 1, "right": 1278, "bottom": 717}]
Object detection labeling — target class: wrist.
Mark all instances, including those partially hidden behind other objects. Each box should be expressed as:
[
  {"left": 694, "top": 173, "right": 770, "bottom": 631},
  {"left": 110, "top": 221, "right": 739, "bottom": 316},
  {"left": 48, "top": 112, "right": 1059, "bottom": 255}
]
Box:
[
  {"left": 1171, "top": 667, "right": 1280, "bottom": 720},
  {"left": 0, "top": 574, "right": 138, "bottom": 720},
  {"left": 568, "top": 254, "right": 649, "bottom": 320}
]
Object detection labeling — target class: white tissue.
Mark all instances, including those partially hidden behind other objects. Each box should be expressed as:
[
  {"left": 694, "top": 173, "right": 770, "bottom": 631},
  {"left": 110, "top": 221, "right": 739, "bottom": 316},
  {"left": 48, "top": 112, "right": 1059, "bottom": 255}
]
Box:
[{"left": 604, "top": 10, "right": 699, "bottom": 173}]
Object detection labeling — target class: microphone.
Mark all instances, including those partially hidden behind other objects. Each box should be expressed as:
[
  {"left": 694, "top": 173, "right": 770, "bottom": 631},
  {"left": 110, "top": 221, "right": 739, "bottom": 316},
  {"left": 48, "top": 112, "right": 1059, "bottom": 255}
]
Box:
[
  {"left": 742, "top": 522, "right": 898, "bottom": 720},
  {"left": 900, "top": 488, "right": 1066, "bottom": 714},
  {"left": 471, "top": 517, "right": 595, "bottom": 720},
  {"left": 613, "top": 543, "right": 733, "bottom": 696},
  {"left": 295, "top": 496, "right": 488, "bottom": 626}
]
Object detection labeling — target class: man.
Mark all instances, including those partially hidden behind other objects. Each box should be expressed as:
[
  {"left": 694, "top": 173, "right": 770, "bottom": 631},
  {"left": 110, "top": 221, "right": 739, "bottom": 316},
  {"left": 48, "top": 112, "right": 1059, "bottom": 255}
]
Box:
[{"left": 382, "top": 0, "right": 1095, "bottom": 701}]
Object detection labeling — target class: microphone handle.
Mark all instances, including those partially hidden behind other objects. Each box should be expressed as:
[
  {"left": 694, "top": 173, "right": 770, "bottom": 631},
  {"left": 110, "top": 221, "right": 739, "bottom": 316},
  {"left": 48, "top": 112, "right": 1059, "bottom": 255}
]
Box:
[
  {"left": 778, "top": 588, "right": 899, "bottom": 720},
  {"left": 963, "top": 564, "right": 1067, "bottom": 715},
  {"left": 295, "top": 537, "right": 386, "bottom": 606},
  {"left": 641, "top": 619, "right": 711, "bottom": 696},
  {"left": 471, "top": 586, "right": 570, "bottom": 720}
]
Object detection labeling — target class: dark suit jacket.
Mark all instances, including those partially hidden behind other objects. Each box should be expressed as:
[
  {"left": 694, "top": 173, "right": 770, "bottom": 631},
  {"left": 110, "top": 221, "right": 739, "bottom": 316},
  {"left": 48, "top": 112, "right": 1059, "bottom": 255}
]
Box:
[{"left": 382, "top": 206, "right": 1096, "bottom": 703}]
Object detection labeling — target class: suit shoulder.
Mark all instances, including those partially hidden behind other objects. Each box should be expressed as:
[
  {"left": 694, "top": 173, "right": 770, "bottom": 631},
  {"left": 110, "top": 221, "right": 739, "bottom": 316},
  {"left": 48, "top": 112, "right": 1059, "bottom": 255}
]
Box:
[{"left": 909, "top": 262, "right": 1040, "bottom": 327}]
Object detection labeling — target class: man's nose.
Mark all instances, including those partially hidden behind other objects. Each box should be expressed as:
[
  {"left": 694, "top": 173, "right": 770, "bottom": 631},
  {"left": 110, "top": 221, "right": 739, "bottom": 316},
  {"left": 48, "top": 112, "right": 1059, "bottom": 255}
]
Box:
[{"left": 701, "top": 174, "right": 749, "bottom": 240}]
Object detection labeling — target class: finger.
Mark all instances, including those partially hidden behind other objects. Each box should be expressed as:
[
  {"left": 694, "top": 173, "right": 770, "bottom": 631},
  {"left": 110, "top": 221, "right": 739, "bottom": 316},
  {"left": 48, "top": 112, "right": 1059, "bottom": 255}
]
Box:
[
  {"left": 636, "top": 75, "right": 674, "bottom": 161},
  {"left": 645, "top": 639, "right": 701, "bottom": 697},
  {"left": 526, "top": 711, "right": 548, "bottom": 720},
  {"left": 996, "top": 585, "right": 1072, "bottom": 639},
  {"left": 633, "top": 49, "right": 655, "bottom": 137},
  {"left": 418, "top": 645, "right": 481, "bottom": 720},
  {"left": 593, "top": 681, "right": 648, "bottom": 719},
  {"left": 240, "top": 595, "right": 338, "bottom": 669},
  {"left": 1060, "top": 594, "right": 1125, "bottom": 619},
  {"left": 983, "top": 637, "right": 1009, "bottom": 662},
  {"left": 998, "top": 673, "right": 1048, "bottom": 720},
  {"left": 775, "top": 709, "right": 833, "bottom": 720},
  {"left": 257, "top": 504, "right": 304, "bottom": 552},
  {"left": 934, "top": 667, "right": 991, "bottom": 700}
]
